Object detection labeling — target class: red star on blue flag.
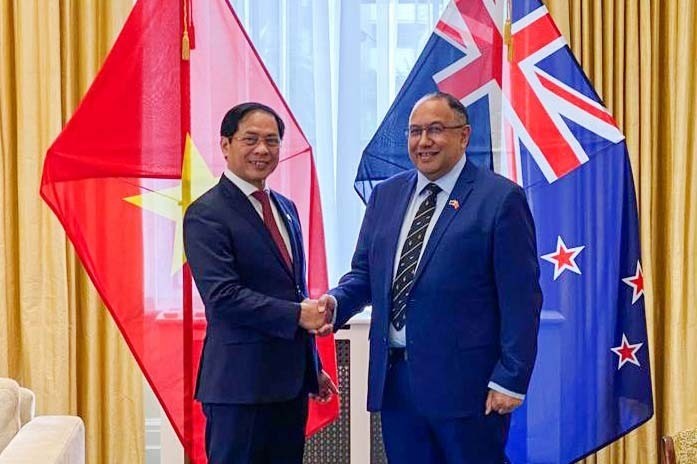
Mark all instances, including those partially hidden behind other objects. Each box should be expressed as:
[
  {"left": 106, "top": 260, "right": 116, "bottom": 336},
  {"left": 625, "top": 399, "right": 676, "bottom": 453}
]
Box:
[
  {"left": 611, "top": 334, "right": 644, "bottom": 369},
  {"left": 622, "top": 261, "right": 645, "bottom": 304},
  {"left": 540, "top": 236, "right": 585, "bottom": 280}
]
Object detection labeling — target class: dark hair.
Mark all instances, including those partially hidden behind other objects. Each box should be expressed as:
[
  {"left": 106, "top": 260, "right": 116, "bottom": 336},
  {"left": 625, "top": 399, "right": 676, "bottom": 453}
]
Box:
[
  {"left": 418, "top": 91, "right": 469, "bottom": 125},
  {"left": 220, "top": 102, "right": 286, "bottom": 139}
]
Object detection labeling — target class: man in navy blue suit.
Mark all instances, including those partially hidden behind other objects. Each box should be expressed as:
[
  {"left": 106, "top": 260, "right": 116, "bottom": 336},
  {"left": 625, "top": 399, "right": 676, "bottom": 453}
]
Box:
[
  {"left": 320, "top": 92, "right": 542, "bottom": 463},
  {"left": 184, "top": 102, "right": 337, "bottom": 463}
]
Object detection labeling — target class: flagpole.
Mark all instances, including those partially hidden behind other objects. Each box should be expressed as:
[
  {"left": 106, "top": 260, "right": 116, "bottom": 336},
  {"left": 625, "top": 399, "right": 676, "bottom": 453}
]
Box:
[{"left": 181, "top": 0, "right": 193, "bottom": 462}]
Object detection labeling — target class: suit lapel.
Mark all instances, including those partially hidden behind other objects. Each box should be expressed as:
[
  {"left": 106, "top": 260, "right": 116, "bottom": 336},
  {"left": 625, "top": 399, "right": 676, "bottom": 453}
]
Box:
[
  {"left": 412, "top": 161, "right": 477, "bottom": 287},
  {"left": 218, "top": 176, "right": 294, "bottom": 280}
]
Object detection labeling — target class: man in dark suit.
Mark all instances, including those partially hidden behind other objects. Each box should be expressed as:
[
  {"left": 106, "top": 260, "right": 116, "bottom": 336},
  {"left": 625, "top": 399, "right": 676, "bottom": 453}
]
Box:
[
  {"left": 184, "top": 102, "right": 337, "bottom": 463},
  {"left": 320, "top": 92, "right": 542, "bottom": 463}
]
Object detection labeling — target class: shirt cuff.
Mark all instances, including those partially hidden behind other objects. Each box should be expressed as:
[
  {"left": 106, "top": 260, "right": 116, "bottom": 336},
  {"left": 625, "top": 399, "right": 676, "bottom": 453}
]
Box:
[
  {"left": 328, "top": 295, "right": 338, "bottom": 325},
  {"left": 487, "top": 382, "right": 525, "bottom": 400}
]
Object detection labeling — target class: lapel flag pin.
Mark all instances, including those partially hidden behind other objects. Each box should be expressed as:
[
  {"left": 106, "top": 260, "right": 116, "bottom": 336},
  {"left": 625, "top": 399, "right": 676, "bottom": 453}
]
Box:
[{"left": 448, "top": 199, "right": 460, "bottom": 210}]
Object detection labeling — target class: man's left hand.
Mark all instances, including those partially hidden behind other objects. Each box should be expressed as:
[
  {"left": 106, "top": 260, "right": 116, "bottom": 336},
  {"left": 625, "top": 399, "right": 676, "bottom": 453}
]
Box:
[
  {"left": 485, "top": 389, "right": 522, "bottom": 415},
  {"left": 310, "top": 370, "right": 339, "bottom": 404}
]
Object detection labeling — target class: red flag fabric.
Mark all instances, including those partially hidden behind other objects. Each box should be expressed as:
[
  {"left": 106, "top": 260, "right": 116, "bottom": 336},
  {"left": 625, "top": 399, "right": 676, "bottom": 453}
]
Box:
[{"left": 40, "top": 0, "right": 339, "bottom": 462}]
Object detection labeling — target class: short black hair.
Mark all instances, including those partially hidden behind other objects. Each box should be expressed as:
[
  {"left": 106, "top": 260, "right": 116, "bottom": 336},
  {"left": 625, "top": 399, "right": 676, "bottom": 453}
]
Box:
[
  {"left": 220, "top": 102, "right": 285, "bottom": 139},
  {"left": 416, "top": 91, "right": 469, "bottom": 125}
]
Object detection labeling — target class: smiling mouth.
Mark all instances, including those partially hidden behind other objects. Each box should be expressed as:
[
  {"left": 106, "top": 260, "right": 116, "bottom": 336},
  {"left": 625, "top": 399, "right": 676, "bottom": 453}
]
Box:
[
  {"left": 250, "top": 160, "right": 269, "bottom": 169},
  {"left": 416, "top": 151, "right": 439, "bottom": 160}
]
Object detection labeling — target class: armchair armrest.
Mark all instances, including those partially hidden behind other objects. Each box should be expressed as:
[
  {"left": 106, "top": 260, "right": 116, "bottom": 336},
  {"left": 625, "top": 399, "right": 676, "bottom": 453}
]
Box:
[
  {"left": 0, "top": 416, "right": 85, "bottom": 464},
  {"left": 17, "top": 388, "right": 34, "bottom": 427},
  {"left": 0, "top": 379, "right": 20, "bottom": 452}
]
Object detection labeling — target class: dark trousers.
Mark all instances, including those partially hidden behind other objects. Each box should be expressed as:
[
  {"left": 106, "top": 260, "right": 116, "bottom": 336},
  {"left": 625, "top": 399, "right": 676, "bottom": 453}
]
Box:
[
  {"left": 381, "top": 351, "right": 510, "bottom": 464},
  {"left": 202, "top": 394, "right": 308, "bottom": 464}
]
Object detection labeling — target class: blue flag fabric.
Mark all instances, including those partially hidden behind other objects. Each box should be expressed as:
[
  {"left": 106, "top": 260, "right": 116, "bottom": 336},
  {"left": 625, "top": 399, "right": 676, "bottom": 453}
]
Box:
[{"left": 355, "top": 1, "right": 653, "bottom": 462}]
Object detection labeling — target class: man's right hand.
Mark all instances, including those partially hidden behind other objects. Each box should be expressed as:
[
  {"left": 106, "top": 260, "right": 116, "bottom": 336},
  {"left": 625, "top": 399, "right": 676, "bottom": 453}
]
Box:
[
  {"left": 299, "top": 299, "right": 328, "bottom": 331},
  {"left": 314, "top": 294, "right": 336, "bottom": 336}
]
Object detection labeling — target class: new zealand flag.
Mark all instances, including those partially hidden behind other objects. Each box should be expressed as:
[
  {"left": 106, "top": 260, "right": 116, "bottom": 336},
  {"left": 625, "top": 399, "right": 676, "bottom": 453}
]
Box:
[{"left": 355, "top": 1, "right": 653, "bottom": 462}]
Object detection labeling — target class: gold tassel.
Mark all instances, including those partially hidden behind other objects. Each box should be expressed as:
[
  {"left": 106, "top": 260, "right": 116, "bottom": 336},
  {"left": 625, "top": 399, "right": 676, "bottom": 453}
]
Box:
[
  {"left": 182, "top": 30, "right": 190, "bottom": 61},
  {"left": 504, "top": 18, "right": 513, "bottom": 62},
  {"left": 181, "top": 0, "right": 190, "bottom": 61}
]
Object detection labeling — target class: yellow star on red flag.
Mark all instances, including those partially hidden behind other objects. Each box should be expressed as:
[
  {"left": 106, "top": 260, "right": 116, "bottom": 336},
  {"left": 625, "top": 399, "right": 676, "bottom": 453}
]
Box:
[{"left": 124, "top": 134, "right": 217, "bottom": 274}]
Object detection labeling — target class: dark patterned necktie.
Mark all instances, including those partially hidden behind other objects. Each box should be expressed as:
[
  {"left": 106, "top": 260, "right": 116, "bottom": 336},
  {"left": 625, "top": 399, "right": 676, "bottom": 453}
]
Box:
[
  {"left": 390, "top": 183, "right": 441, "bottom": 330},
  {"left": 251, "top": 190, "right": 293, "bottom": 271}
]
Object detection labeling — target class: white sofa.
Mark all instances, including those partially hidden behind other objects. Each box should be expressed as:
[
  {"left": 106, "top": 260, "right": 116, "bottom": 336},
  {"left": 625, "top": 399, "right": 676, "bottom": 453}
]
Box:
[{"left": 0, "top": 378, "right": 85, "bottom": 464}]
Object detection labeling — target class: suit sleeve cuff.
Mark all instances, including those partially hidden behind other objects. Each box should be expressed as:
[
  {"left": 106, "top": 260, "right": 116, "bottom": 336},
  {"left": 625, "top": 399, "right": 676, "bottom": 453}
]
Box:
[
  {"left": 488, "top": 382, "right": 525, "bottom": 400},
  {"left": 287, "top": 302, "right": 301, "bottom": 338}
]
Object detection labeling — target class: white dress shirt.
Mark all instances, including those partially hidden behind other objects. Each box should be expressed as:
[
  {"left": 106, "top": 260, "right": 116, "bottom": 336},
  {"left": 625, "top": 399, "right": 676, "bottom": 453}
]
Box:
[{"left": 224, "top": 169, "right": 293, "bottom": 260}]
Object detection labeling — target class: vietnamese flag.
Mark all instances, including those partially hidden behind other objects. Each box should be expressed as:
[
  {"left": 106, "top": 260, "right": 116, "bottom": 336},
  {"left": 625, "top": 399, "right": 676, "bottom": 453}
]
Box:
[{"left": 40, "top": 0, "right": 339, "bottom": 462}]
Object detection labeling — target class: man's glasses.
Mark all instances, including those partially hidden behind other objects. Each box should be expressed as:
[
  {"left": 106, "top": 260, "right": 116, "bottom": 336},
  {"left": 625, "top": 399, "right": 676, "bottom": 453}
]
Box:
[
  {"left": 405, "top": 123, "right": 468, "bottom": 139},
  {"left": 232, "top": 134, "right": 281, "bottom": 148}
]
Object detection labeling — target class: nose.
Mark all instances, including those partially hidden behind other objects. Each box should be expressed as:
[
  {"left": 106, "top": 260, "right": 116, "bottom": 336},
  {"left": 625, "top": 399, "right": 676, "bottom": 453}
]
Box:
[
  {"left": 417, "top": 129, "right": 433, "bottom": 146},
  {"left": 253, "top": 141, "right": 271, "bottom": 154}
]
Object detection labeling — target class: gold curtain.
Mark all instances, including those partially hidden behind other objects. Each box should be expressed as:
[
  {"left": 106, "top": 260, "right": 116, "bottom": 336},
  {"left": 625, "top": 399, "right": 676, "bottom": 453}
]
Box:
[
  {"left": 0, "top": 1, "right": 144, "bottom": 463},
  {"left": 546, "top": 0, "right": 697, "bottom": 462}
]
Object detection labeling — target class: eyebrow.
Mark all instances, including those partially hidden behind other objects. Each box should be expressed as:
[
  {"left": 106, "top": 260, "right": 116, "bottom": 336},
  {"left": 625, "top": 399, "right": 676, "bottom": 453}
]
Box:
[
  {"left": 240, "top": 131, "right": 279, "bottom": 136},
  {"left": 409, "top": 121, "right": 448, "bottom": 126}
]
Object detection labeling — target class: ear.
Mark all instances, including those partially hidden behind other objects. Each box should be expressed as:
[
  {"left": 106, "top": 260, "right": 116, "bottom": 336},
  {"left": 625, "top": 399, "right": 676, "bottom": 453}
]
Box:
[
  {"left": 461, "top": 125, "right": 472, "bottom": 149},
  {"left": 220, "top": 136, "right": 230, "bottom": 159}
]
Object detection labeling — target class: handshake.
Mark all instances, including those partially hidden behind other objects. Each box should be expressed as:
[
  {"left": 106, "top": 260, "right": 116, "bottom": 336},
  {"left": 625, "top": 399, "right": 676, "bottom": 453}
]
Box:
[{"left": 299, "top": 295, "right": 335, "bottom": 336}]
